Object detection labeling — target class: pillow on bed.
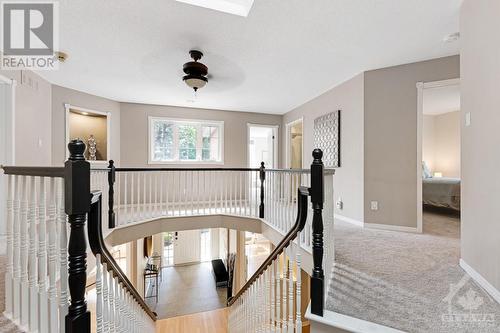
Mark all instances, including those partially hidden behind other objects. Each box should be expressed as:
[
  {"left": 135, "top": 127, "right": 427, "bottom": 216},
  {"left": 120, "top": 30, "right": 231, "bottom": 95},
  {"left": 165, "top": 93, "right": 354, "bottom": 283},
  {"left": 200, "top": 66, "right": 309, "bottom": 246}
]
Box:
[{"left": 422, "top": 161, "right": 432, "bottom": 179}]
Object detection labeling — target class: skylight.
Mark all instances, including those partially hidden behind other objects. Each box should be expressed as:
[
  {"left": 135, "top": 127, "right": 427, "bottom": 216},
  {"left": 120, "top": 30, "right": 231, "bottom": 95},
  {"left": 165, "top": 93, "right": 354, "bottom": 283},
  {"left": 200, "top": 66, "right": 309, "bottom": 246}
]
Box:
[{"left": 175, "top": 0, "right": 254, "bottom": 17}]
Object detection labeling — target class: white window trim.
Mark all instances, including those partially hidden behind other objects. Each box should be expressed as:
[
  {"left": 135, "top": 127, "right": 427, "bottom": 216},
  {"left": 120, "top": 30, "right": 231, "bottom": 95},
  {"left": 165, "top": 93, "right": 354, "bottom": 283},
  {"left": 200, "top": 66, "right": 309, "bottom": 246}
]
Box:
[{"left": 148, "top": 116, "right": 225, "bottom": 165}]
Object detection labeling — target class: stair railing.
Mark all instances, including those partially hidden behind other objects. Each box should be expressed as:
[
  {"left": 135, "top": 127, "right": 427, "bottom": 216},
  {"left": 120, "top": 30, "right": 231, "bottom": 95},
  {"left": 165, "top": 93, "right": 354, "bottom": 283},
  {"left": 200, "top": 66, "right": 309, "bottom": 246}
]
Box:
[
  {"left": 88, "top": 191, "right": 156, "bottom": 332},
  {"left": 227, "top": 149, "right": 327, "bottom": 332}
]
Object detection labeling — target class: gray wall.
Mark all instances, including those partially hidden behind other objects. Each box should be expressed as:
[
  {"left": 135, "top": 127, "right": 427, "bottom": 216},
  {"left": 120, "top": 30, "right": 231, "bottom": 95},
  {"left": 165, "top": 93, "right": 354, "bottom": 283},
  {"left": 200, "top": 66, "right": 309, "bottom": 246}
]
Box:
[
  {"left": 51, "top": 85, "right": 121, "bottom": 165},
  {"left": 0, "top": 70, "right": 52, "bottom": 166},
  {"left": 119, "top": 103, "right": 282, "bottom": 168},
  {"left": 460, "top": 0, "right": 500, "bottom": 291},
  {"left": 282, "top": 73, "right": 365, "bottom": 223},
  {"left": 364, "top": 56, "right": 460, "bottom": 228}
]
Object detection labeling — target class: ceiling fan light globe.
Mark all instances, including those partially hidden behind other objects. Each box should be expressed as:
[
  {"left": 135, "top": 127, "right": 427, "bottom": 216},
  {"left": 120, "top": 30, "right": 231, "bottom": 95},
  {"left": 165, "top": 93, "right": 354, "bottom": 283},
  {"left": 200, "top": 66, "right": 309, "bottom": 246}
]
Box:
[{"left": 184, "top": 77, "right": 207, "bottom": 90}]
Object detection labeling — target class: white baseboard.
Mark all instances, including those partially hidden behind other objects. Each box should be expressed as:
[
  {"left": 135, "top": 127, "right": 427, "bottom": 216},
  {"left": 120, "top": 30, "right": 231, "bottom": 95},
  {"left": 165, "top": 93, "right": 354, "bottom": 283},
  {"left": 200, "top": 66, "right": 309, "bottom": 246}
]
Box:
[
  {"left": 460, "top": 259, "right": 500, "bottom": 305},
  {"left": 364, "top": 223, "right": 419, "bottom": 233},
  {"left": 335, "top": 215, "right": 364, "bottom": 227},
  {"left": 306, "top": 304, "right": 405, "bottom": 333}
]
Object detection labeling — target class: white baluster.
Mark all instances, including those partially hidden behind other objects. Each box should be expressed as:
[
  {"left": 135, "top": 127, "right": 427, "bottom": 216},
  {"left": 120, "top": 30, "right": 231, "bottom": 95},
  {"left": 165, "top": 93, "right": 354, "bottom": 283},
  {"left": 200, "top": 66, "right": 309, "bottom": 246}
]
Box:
[
  {"left": 275, "top": 258, "right": 280, "bottom": 333},
  {"left": 48, "top": 178, "right": 58, "bottom": 332},
  {"left": 5, "top": 175, "right": 14, "bottom": 317},
  {"left": 102, "top": 263, "right": 109, "bottom": 333},
  {"left": 296, "top": 230, "right": 302, "bottom": 333},
  {"left": 28, "top": 177, "right": 38, "bottom": 331},
  {"left": 159, "top": 172, "right": 163, "bottom": 217},
  {"left": 57, "top": 178, "right": 68, "bottom": 333},
  {"left": 109, "top": 272, "right": 115, "bottom": 333},
  {"left": 289, "top": 247, "right": 294, "bottom": 331},
  {"left": 37, "top": 177, "right": 49, "bottom": 333},
  {"left": 20, "top": 176, "right": 29, "bottom": 326},
  {"left": 96, "top": 255, "right": 103, "bottom": 333}
]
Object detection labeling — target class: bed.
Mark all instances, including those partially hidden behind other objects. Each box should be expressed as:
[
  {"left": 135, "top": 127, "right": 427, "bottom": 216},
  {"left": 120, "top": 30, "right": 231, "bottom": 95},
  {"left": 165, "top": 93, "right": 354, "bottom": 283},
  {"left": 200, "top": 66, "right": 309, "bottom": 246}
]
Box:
[{"left": 422, "top": 177, "right": 461, "bottom": 211}]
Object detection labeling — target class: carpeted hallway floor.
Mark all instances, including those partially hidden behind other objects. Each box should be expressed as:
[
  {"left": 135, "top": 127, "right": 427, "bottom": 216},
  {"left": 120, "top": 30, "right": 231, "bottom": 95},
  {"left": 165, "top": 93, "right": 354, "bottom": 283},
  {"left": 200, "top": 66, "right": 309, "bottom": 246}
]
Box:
[{"left": 327, "top": 210, "right": 500, "bottom": 333}]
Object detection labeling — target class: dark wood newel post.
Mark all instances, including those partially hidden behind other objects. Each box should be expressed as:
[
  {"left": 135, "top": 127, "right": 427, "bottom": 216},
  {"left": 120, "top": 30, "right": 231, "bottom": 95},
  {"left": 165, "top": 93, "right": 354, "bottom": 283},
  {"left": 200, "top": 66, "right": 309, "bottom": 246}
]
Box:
[
  {"left": 108, "top": 160, "right": 116, "bottom": 229},
  {"left": 259, "top": 161, "right": 265, "bottom": 218},
  {"left": 65, "top": 139, "right": 91, "bottom": 333},
  {"left": 310, "top": 148, "right": 324, "bottom": 316}
]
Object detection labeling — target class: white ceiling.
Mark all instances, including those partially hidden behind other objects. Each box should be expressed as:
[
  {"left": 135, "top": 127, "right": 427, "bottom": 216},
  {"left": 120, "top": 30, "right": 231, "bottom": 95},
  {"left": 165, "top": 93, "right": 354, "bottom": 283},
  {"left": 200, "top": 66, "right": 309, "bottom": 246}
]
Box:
[
  {"left": 423, "top": 84, "right": 461, "bottom": 115},
  {"left": 38, "top": 0, "right": 462, "bottom": 114}
]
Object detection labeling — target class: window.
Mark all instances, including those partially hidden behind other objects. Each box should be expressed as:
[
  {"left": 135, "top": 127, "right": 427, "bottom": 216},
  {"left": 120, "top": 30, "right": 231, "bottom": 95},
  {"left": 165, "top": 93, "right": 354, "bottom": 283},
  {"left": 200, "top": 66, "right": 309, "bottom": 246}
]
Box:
[{"left": 149, "top": 117, "right": 224, "bottom": 163}]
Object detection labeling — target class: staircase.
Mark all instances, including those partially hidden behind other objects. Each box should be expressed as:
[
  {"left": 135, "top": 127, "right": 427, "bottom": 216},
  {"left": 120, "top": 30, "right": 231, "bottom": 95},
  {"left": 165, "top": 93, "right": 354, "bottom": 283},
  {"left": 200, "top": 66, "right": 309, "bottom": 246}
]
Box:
[{"left": 1, "top": 139, "right": 334, "bottom": 332}]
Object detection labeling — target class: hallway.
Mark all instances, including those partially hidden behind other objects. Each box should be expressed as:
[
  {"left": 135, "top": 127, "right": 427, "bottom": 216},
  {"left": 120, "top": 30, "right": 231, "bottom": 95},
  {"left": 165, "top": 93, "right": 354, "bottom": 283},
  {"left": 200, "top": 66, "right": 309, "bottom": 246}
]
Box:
[{"left": 146, "top": 262, "right": 227, "bottom": 319}]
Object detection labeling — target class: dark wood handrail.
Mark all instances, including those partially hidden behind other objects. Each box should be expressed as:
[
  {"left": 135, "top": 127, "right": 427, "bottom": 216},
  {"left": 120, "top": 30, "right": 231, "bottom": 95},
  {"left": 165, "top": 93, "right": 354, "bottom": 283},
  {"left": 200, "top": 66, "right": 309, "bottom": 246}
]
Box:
[
  {"left": 114, "top": 167, "right": 261, "bottom": 172},
  {"left": 227, "top": 186, "right": 309, "bottom": 306},
  {"left": 1, "top": 165, "right": 65, "bottom": 177},
  {"left": 266, "top": 168, "right": 335, "bottom": 175},
  {"left": 87, "top": 191, "right": 157, "bottom": 321}
]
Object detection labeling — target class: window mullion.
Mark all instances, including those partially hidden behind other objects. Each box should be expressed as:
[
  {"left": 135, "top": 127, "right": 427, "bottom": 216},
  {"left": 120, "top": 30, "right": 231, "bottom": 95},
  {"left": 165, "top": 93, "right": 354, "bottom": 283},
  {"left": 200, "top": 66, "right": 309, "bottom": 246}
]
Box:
[
  {"left": 174, "top": 123, "right": 179, "bottom": 161},
  {"left": 197, "top": 124, "right": 202, "bottom": 161}
]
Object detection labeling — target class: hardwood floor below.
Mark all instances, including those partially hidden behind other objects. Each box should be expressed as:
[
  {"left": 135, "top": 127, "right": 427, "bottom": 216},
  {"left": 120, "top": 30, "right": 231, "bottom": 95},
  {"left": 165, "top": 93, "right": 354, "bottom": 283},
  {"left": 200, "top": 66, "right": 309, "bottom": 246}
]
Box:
[{"left": 156, "top": 308, "right": 228, "bottom": 333}]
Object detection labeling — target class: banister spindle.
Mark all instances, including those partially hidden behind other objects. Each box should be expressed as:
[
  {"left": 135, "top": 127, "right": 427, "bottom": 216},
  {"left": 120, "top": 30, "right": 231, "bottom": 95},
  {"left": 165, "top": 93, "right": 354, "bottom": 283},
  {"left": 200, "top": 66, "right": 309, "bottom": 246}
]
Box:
[
  {"left": 28, "top": 176, "right": 38, "bottom": 331},
  {"left": 65, "top": 139, "right": 91, "bottom": 333},
  {"left": 259, "top": 162, "right": 265, "bottom": 218},
  {"left": 108, "top": 160, "right": 116, "bottom": 228},
  {"left": 310, "top": 148, "right": 324, "bottom": 316},
  {"left": 5, "top": 175, "right": 14, "bottom": 316},
  {"left": 20, "top": 176, "right": 29, "bottom": 325}
]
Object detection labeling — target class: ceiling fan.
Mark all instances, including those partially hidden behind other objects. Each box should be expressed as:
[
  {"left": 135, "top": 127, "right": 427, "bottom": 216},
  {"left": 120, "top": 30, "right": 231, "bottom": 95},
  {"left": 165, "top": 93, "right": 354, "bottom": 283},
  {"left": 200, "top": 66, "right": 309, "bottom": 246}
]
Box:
[{"left": 182, "top": 50, "right": 208, "bottom": 93}]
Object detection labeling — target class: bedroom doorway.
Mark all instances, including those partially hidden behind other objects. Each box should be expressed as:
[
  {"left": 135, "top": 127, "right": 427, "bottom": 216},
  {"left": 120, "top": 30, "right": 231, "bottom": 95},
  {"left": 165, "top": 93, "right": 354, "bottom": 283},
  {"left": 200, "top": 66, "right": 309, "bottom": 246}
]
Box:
[
  {"left": 417, "top": 78, "right": 461, "bottom": 234},
  {"left": 286, "top": 118, "right": 303, "bottom": 168}
]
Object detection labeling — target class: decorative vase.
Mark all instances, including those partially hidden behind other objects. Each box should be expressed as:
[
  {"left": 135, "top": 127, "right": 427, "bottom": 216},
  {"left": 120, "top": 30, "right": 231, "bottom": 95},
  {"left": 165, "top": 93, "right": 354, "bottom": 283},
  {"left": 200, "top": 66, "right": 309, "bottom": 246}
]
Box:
[{"left": 87, "top": 134, "right": 97, "bottom": 160}]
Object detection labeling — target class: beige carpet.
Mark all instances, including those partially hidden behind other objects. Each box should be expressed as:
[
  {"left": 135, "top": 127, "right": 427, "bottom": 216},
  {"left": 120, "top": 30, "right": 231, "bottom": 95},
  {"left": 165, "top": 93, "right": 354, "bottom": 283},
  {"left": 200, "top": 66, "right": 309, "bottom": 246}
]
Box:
[
  {"left": 327, "top": 210, "right": 500, "bottom": 332},
  {"left": 0, "top": 256, "right": 25, "bottom": 332}
]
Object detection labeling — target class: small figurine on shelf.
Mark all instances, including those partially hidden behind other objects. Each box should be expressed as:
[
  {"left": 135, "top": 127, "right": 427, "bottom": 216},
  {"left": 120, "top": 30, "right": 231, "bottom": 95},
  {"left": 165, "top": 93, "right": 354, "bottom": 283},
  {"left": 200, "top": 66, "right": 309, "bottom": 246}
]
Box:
[{"left": 87, "top": 134, "right": 97, "bottom": 160}]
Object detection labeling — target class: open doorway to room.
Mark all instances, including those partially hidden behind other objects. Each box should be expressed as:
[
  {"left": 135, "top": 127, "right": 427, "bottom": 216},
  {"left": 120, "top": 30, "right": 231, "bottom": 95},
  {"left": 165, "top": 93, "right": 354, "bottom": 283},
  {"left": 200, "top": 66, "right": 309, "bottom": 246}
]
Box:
[
  {"left": 285, "top": 118, "right": 303, "bottom": 168},
  {"left": 418, "top": 79, "right": 461, "bottom": 235},
  {"left": 247, "top": 124, "right": 278, "bottom": 169}
]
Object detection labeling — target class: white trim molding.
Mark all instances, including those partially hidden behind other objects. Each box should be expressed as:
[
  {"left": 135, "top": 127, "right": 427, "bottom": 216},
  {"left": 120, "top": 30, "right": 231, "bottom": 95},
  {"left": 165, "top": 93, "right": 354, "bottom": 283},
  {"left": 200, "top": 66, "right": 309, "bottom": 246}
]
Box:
[
  {"left": 148, "top": 116, "right": 225, "bottom": 165},
  {"left": 335, "top": 214, "right": 364, "bottom": 228},
  {"left": 460, "top": 259, "right": 500, "bottom": 305},
  {"left": 246, "top": 123, "right": 279, "bottom": 168},
  {"left": 364, "top": 223, "right": 419, "bottom": 233},
  {"left": 306, "top": 305, "right": 406, "bottom": 333},
  {"left": 415, "top": 77, "right": 460, "bottom": 234}
]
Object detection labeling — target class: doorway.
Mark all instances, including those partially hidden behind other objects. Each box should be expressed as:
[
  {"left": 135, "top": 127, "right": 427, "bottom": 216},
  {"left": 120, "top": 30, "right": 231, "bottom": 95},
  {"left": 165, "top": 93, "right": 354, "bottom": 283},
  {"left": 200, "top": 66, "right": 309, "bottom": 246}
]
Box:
[
  {"left": 286, "top": 118, "right": 303, "bottom": 168},
  {"left": 172, "top": 230, "right": 201, "bottom": 265},
  {"left": 247, "top": 124, "right": 278, "bottom": 168},
  {"left": 417, "top": 78, "right": 461, "bottom": 234}
]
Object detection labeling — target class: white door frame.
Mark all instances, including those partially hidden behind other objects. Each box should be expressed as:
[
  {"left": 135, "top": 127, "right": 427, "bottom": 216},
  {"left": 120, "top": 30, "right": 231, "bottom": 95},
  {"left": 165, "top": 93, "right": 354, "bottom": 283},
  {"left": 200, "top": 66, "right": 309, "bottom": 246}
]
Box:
[
  {"left": 416, "top": 78, "right": 460, "bottom": 233},
  {"left": 246, "top": 123, "right": 279, "bottom": 168},
  {"left": 285, "top": 117, "right": 304, "bottom": 169},
  {"left": 0, "top": 74, "right": 17, "bottom": 165},
  {"left": 0, "top": 74, "right": 16, "bottom": 254}
]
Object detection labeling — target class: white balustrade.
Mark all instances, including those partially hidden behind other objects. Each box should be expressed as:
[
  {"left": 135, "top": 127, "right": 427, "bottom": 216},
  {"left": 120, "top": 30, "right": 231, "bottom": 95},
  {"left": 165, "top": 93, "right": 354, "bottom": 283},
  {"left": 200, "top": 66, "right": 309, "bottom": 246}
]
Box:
[
  {"left": 3, "top": 175, "right": 67, "bottom": 333},
  {"left": 94, "top": 255, "right": 155, "bottom": 333},
  {"left": 228, "top": 241, "right": 305, "bottom": 333}
]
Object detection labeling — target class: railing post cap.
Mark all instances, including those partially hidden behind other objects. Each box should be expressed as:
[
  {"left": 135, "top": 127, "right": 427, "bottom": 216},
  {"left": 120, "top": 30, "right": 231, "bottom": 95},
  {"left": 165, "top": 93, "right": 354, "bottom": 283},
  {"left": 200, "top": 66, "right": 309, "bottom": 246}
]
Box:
[
  {"left": 68, "top": 139, "right": 86, "bottom": 161},
  {"left": 260, "top": 161, "right": 265, "bottom": 168},
  {"left": 108, "top": 160, "right": 115, "bottom": 167},
  {"left": 312, "top": 149, "right": 323, "bottom": 160}
]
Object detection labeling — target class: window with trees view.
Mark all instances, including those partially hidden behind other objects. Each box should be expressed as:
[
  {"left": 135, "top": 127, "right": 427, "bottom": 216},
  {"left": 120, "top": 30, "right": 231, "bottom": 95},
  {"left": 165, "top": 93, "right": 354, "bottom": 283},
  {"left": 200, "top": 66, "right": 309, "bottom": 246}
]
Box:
[{"left": 149, "top": 117, "right": 224, "bottom": 163}]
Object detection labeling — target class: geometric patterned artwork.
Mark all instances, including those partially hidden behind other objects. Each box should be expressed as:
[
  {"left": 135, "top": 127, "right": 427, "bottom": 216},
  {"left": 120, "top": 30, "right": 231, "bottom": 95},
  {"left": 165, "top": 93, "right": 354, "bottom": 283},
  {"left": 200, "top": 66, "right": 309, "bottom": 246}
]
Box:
[{"left": 313, "top": 110, "right": 341, "bottom": 167}]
